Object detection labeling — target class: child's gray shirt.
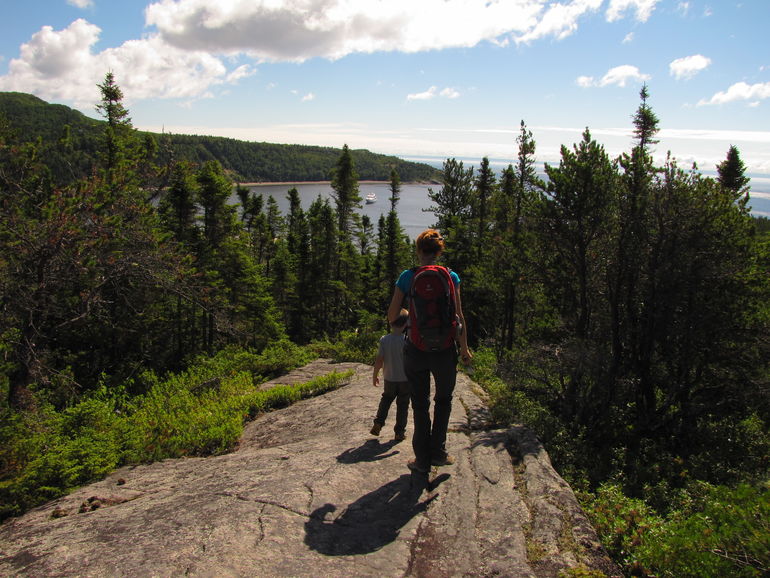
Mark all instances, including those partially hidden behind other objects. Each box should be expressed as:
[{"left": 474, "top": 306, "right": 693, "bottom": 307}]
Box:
[{"left": 378, "top": 333, "right": 407, "bottom": 382}]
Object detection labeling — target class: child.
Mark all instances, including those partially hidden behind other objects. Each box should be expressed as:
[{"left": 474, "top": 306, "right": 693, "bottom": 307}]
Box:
[{"left": 371, "top": 308, "right": 410, "bottom": 442}]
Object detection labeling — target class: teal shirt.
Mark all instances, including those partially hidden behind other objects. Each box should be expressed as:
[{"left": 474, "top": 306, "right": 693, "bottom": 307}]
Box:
[{"left": 395, "top": 267, "right": 460, "bottom": 293}]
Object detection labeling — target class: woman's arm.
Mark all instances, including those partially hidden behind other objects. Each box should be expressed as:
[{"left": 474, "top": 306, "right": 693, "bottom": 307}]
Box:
[
  {"left": 455, "top": 286, "right": 473, "bottom": 364},
  {"left": 387, "top": 286, "right": 405, "bottom": 325}
]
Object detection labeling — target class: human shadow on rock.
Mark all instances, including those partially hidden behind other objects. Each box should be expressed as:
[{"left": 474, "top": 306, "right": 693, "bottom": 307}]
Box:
[
  {"left": 304, "top": 473, "right": 445, "bottom": 555},
  {"left": 336, "top": 438, "right": 401, "bottom": 464}
]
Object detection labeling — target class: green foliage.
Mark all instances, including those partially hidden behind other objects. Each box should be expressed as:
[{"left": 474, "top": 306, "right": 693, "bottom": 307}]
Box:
[
  {"left": 558, "top": 565, "right": 608, "bottom": 578},
  {"left": 0, "top": 396, "right": 123, "bottom": 519},
  {"left": 581, "top": 483, "right": 664, "bottom": 573},
  {"left": 582, "top": 482, "right": 770, "bottom": 577},
  {"left": 309, "top": 311, "right": 383, "bottom": 363},
  {"left": 636, "top": 483, "right": 770, "bottom": 577},
  {"left": 0, "top": 344, "right": 337, "bottom": 521}
]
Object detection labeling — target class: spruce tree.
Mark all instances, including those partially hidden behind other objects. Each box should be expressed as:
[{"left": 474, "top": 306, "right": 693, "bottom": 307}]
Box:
[{"left": 717, "top": 144, "right": 750, "bottom": 198}]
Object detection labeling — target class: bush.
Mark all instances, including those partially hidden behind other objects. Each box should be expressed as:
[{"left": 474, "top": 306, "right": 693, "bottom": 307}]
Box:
[
  {"left": 0, "top": 343, "right": 340, "bottom": 521},
  {"left": 309, "top": 310, "right": 381, "bottom": 363},
  {"left": 581, "top": 483, "right": 664, "bottom": 573},
  {"left": 637, "top": 483, "right": 770, "bottom": 577},
  {"left": 0, "top": 396, "right": 123, "bottom": 519}
]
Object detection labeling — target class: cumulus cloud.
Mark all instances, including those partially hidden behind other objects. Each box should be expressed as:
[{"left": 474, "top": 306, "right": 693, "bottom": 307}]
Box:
[
  {"left": 0, "top": 18, "right": 254, "bottom": 107},
  {"left": 407, "top": 86, "right": 461, "bottom": 101},
  {"left": 144, "top": 0, "right": 623, "bottom": 59},
  {"left": 698, "top": 81, "right": 770, "bottom": 106},
  {"left": 67, "top": 0, "right": 94, "bottom": 8},
  {"left": 515, "top": 0, "right": 603, "bottom": 44},
  {"left": 669, "top": 54, "right": 711, "bottom": 80},
  {"left": 0, "top": 0, "right": 662, "bottom": 107},
  {"left": 606, "top": 0, "right": 660, "bottom": 23},
  {"left": 576, "top": 65, "right": 650, "bottom": 88}
]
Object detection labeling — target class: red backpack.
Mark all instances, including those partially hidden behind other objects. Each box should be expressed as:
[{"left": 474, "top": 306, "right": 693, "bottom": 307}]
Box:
[{"left": 407, "top": 265, "right": 457, "bottom": 351}]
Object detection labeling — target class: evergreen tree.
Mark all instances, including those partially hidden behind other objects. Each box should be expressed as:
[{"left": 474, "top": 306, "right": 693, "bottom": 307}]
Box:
[
  {"left": 473, "top": 156, "right": 496, "bottom": 261},
  {"left": 428, "top": 158, "right": 475, "bottom": 269},
  {"left": 388, "top": 167, "right": 401, "bottom": 213},
  {"left": 284, "top": 187, "right": 312, "bottom": 341},
  {"left": 610, "top": 85, "right": 660, "bottom": 389},
  {"left": 329, "top": 145, "right": 363, "bottom": 329},
  {"left": 716, "top": 144, "right": 750, "bottom": 198},
  {"left": 95, "top": 72, "right": 138, "bottom": 191},
  {"left": 330, "top": 144, "right": 361, "bottom": 238},
  {"left": 306, "top": 196, "right": 338, "bottom": 337},
  {"left": 541, "top": 129, "right": 617, "bottom": 341},
  {"left": 490, "top": 121, "right": 544, "bottom": 350}
]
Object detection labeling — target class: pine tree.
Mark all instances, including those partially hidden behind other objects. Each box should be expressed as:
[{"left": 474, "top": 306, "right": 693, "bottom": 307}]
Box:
[
  {"left": 716, "top": 144, "right": 750, "bottom": 198},
  {"left": 330, "top": 144, "right": 361, "bottom": 238},
  {"left": 95, "top": 72, "right": 138, "bottom": 191},
  {"left": 474, "top": 156, "right": 496, "bottom": 261}
]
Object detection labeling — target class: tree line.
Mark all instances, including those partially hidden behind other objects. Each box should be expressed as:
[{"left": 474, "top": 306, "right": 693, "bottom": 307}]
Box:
[{"left": 0, "top": 91, "right": 441, "bottom": 187}]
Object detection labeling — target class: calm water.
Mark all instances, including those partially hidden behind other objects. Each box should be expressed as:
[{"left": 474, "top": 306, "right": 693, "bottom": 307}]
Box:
[
  {"left": 242, "top": 176, "right": 770, "bottom": 238},
  {"left": 245, "top": 182, "right": 437, "bottom": 239}
]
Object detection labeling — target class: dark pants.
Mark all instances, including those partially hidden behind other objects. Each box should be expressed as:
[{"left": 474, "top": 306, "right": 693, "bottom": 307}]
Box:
[
  {"left": 374, "top": 380, "right": 410, "bottom": 435},
  {"left": 404, "top": 342, "right": 458, "bottom": 470}
]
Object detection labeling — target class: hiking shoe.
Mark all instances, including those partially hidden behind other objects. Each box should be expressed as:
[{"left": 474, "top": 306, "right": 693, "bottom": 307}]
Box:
[
  {"left": 370, "top": 422, "right": 382, "bottom": 436},
  {"left": 431, "top": 454, "right": 455, "bottom": 466},
  {"left": 407, "top": 460, "right": 430, "bottom": 474},
  {"left": 394, "top": 432, "right": 406, "bottom": 442}
]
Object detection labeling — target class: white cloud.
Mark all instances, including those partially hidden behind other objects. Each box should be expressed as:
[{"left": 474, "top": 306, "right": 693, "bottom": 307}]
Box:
[
  {"left": 67, "top": 0, "right": 93, "bottom": 8},
  {"left": 0, "top": 19, "right": 253, "bottom": 107},
  {"left": 622, "top": 32, "right": 634, "bottom": 44},
  {"left": 669, "top": 54, "right": 711, "bottom": 80},
  {"left": 143, "top": 0, "right": 624, "bottom": 59},
  {"left": 576, "top": 65, "right": 650, "bottom": 88},
  {"left": 515, "top": 0, "right": 603, "bottom": 44},
  {"left": 145, "top": 0, "right": 544, "bottom": 60},
  {"left": 676, "top": 1, "right": 690, "bottom": 16},
  {"left": 606, "top": 0, "right": 660, "bottom": 23},
  {"left": 301, "top": 92, "right": 315, "bottom": 102},
  {"left": 576, "top": 75, "right": 594, "bottom": 87},
  {"left": 698, "top": 81, "right": 770, "bottom": 106},
  {"left": 407, "top": 86, "right": 461, "bottom": 101},
  {"left": 407, "top": 86, "right": 438, "bottom": 101}
]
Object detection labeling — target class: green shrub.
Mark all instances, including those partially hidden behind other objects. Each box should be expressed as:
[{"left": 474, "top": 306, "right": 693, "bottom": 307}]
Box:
[
  {"left": 0, "top": 396, "right": 123, "bottom": 519},
  {"left": 0, "top": 344, "right": 345, "bottom": 521},
  {"left": 637, "top": 483, "right": 770, "bottom": 577},
  {"left": 581, "top": 483, "right": 664, "bottom": 573},
  {"left": 309, "top": 310, "right": 381, "bottom": 363}
]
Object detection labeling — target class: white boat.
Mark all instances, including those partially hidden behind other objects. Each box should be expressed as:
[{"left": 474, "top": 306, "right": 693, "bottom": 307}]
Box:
[{"left": 365, "top": 192, "right": 377, "bottom": 204}]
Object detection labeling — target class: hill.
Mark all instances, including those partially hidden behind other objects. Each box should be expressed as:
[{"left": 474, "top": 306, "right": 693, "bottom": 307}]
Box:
[{"left": 0, "top": 92, "right": 441, "bottom": 185}]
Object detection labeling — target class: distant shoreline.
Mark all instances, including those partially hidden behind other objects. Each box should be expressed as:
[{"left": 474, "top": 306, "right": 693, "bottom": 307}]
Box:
[{"left": 238, "top": 180, "right": 438, "bottom": 187}]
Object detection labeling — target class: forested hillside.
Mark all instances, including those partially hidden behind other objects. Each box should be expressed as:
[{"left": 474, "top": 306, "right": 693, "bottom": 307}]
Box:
[
  {"left": 0, "top": 92, "right": 441, "bottom": 185},
  {"left": 1, "top": 75, "right": 768, "bottom": 577}
]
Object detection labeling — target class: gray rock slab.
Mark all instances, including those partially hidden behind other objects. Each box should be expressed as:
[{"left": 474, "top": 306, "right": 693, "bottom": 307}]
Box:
[{"left": 0, "top": 360, "right": 620, "bottom": 577}]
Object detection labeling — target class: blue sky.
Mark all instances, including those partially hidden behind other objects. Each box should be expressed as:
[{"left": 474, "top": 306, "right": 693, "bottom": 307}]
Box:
[{"left": 1, "top": 0, "right": 769, "bottom": 183}]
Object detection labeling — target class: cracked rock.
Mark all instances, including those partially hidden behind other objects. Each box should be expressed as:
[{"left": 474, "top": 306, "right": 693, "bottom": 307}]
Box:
[{"left": 0, "top": 360, "right": 619, "bottom": 577}]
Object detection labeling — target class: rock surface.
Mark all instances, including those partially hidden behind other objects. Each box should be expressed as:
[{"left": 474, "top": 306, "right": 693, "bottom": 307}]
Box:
[{"left": 0, "top": 359, "right": 620, "bottom": 577}]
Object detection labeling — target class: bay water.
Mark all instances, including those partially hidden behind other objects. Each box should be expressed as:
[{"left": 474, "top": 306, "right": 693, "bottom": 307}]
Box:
[
  {"left": 243, "top": 175, "right": 770, "bottom": 240},
  {"left": 245, "top": 182, "right": 438, "bottom": 239}
]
